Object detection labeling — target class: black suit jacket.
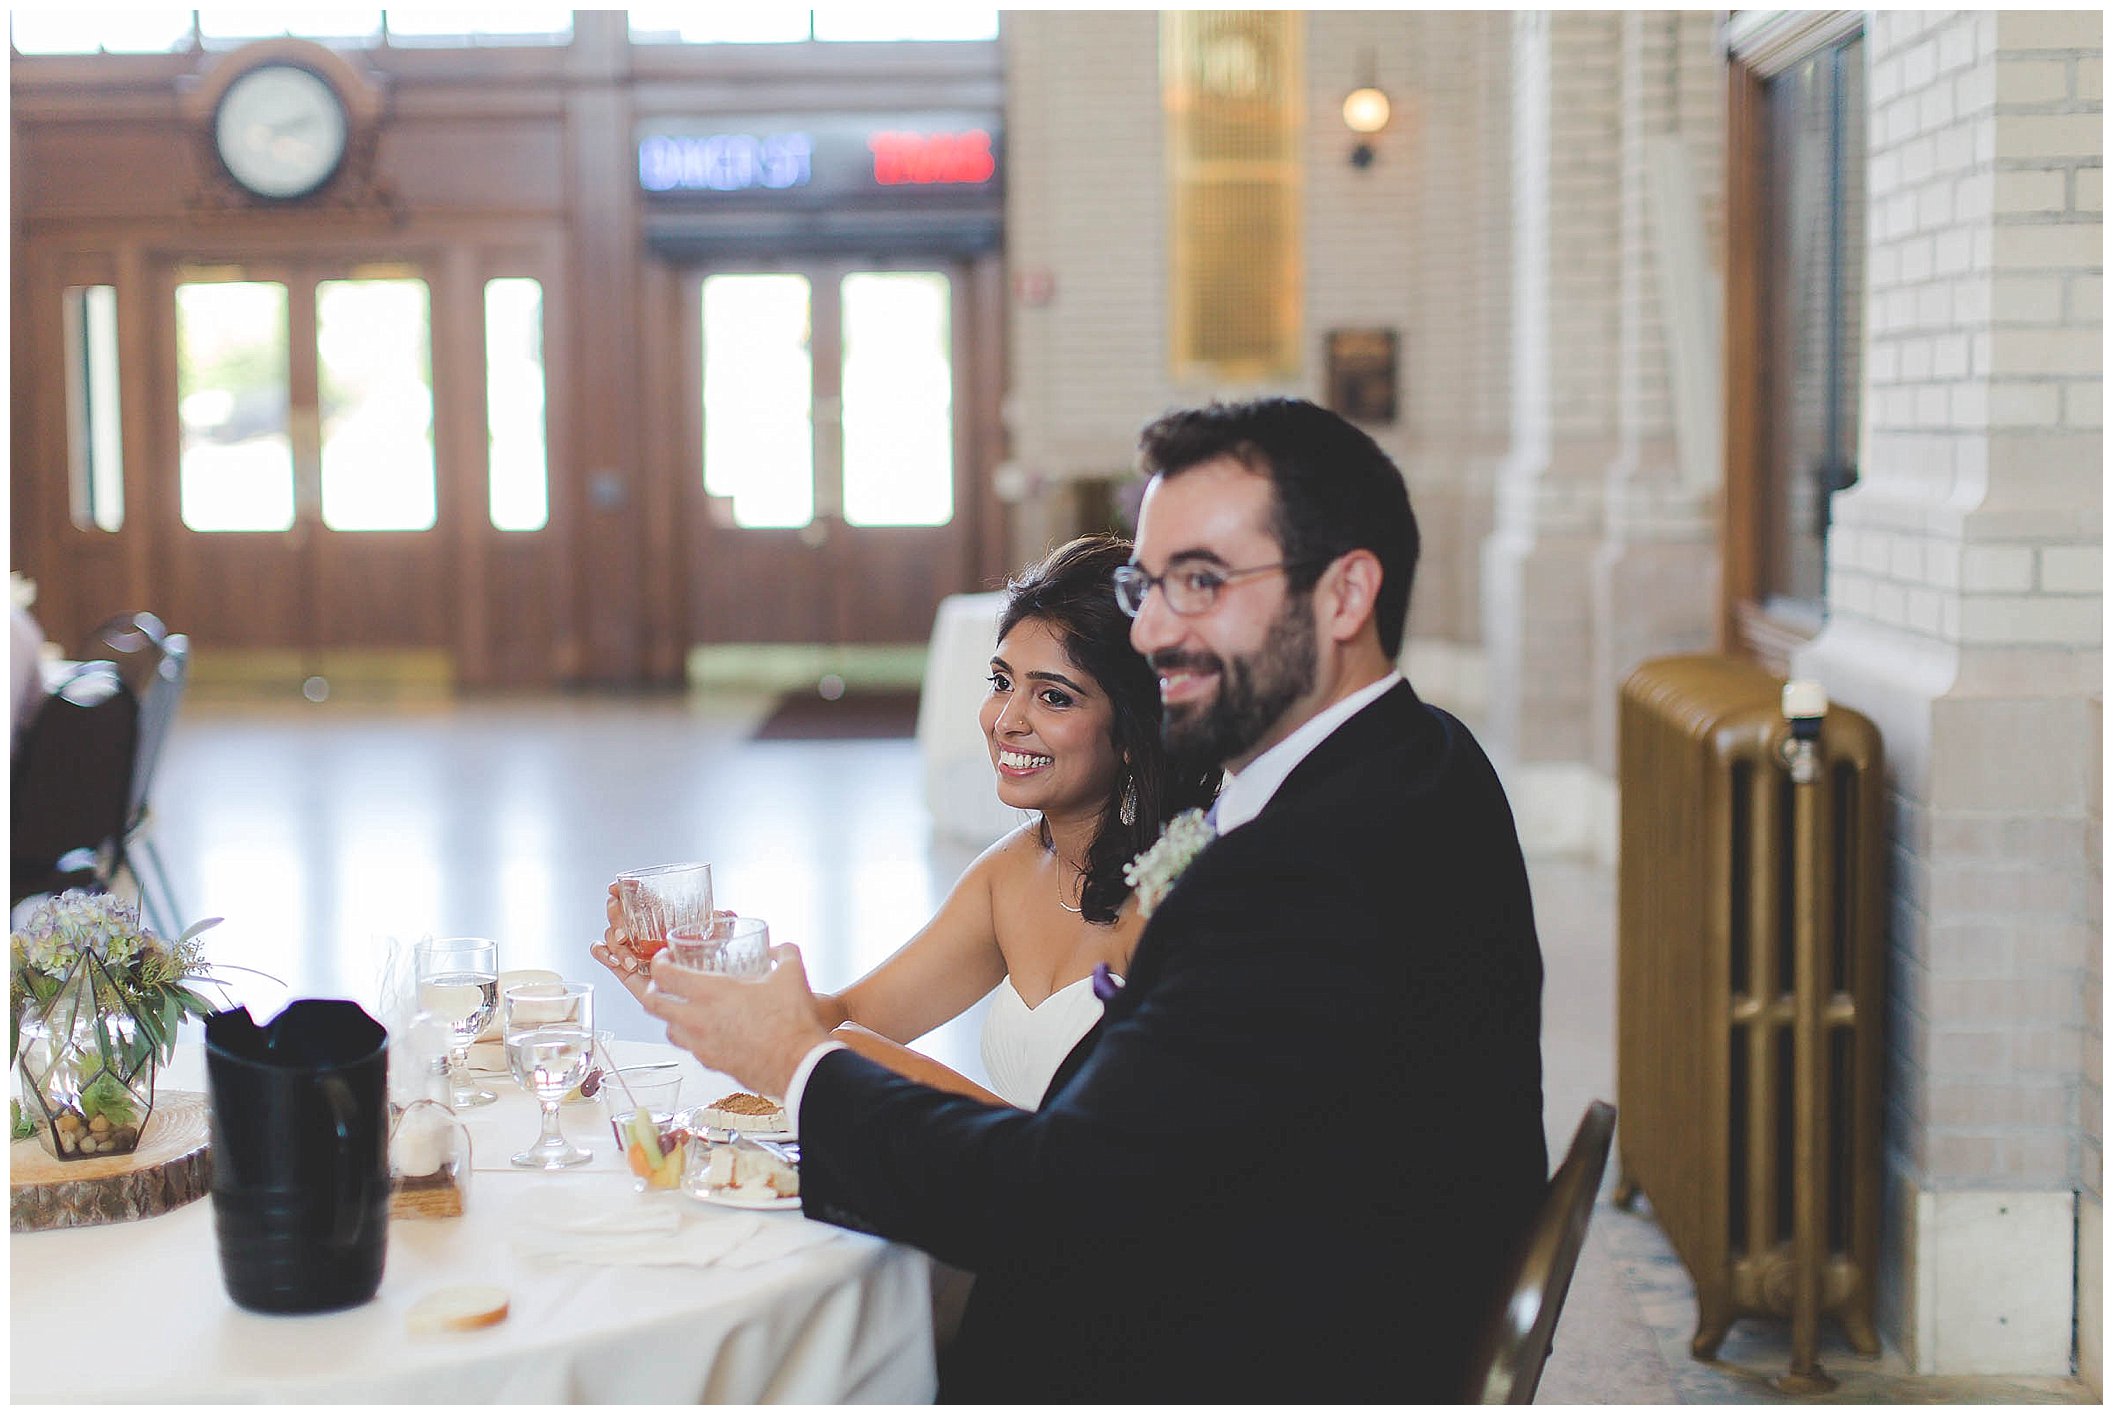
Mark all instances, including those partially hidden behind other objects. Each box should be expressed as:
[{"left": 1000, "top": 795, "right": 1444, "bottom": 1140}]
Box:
[{"left": 800, "top": 681, "right": 1546, "bottom": 1402}]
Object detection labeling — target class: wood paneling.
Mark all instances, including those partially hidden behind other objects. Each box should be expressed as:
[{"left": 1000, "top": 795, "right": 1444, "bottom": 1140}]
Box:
[{"left": 12, "top": 29, "right": 1006, "bottom": 685}]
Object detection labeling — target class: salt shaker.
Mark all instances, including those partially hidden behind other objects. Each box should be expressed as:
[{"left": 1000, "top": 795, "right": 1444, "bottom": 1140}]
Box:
[{"left": 389, "top": 1014, "right": 471, "bottom": 1218}]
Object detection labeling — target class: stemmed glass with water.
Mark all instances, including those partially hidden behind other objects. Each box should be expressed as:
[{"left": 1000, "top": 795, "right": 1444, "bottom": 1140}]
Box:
[
  {"left": 414, "top": 937, "right": 499, "bottom": 1108},
  {"left": 503, "top": 980, "right": 596, "bottom": 1169}
]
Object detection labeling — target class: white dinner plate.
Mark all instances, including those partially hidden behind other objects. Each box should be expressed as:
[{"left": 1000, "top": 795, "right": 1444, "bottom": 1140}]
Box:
[{"left": 693, "top": 1186, "right": 801, "bottom": 1212}]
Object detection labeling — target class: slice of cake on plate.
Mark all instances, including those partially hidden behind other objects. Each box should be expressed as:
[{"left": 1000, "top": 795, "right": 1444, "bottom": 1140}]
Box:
[{"left": 696, "top": 1091, "right": 787, "bottom": 1133}]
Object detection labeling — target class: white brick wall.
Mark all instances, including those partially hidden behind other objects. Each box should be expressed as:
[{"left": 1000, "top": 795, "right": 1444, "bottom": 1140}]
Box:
[{"left": 1801, "top": 4, "right": 2101, "bottom": 1376}]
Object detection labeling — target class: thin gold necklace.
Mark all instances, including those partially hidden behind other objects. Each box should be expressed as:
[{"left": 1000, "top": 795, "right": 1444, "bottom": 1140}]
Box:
[{"left": 1057, "top": 860, "right": 1085, "bottom": 914}]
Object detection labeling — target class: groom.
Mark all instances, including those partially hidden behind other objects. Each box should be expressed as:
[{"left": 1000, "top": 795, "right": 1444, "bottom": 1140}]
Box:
[{"left": 640, "top": 397, "right": 1545, "bottom": 1402}]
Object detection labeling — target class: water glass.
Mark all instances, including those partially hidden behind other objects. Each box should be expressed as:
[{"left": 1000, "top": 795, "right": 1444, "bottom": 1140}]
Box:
[
  {"left": 667, "top": 915, "right": 771, "bottom": 979},
  {"left": 414, "top": 936, "right": 498, "bottom": 1108},
  {"left": 503, "top": 981, "right": 594, "bottom": 1170},
  {"left": 615, "top": 861, "right": 715, "bottom": 963}
]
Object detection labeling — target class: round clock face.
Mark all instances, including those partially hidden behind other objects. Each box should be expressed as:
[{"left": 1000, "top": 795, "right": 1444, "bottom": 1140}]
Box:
[{"left": 213, "top": 63, "right": 349, "bottom": 201}]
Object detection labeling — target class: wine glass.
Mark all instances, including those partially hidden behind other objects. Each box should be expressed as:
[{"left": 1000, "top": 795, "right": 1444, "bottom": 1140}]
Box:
[
  {"left": 414, "top": 937, "right": 498, "bottom": 1108},
  {"left": 503, "top": 980, "right": 595, "bottom": 1169}
]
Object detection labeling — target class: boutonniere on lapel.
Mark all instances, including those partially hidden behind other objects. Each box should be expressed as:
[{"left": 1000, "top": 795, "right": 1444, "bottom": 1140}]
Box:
[{"left": 1120, "top": 807, "right": 1217, "bottom": 921}]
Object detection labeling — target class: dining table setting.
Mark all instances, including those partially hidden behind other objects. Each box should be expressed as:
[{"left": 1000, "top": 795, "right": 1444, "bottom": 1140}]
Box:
[{"left": 8, "top": 873, "right": 939, "bottom": 1405}]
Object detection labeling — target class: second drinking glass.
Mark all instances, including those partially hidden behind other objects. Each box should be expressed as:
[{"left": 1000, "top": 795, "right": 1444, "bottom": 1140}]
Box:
[{"left": 503, "top": 980, "right": 595, "bottom": 1169}]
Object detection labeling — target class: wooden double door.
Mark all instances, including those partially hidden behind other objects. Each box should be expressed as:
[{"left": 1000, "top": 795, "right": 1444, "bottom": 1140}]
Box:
[
  {"left": 659, "top": 254, "right": 999, "bottom": 651},
  {"left": 17, "top": 235, "right": 573, "bottom": 685}
]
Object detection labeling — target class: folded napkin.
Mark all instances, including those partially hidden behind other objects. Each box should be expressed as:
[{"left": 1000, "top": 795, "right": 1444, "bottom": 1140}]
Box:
[
  {"left": 506, "top": 1185, "right": 759, "bottom": 1267},
  {"left": 476, "top": 969, "right": 563, "bottom": 1041}
]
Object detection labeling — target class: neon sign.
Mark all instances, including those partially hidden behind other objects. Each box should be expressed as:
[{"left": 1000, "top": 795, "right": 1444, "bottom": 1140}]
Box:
[
  {"left": 638, "top": 133, "right": 814, "bottom": 193},
  {"left": 867, "top": 130, "right": 996, "bottom": 186}
]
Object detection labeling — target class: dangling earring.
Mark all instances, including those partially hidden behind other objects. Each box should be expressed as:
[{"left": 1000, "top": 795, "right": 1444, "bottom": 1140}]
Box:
[{"left": 1119, "top": 776, "right": 1138, "bottom": 827}]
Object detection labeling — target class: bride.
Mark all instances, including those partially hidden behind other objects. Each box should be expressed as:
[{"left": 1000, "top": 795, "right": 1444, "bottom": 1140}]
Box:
[{"left": 594, "top": 534, "right": 1217, "bottom": 1110}]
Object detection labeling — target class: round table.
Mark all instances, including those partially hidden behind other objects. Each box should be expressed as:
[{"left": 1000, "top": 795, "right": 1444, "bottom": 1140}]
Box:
[{"left": 10, "top": 1041, "right": 936, "bottom": 1403}]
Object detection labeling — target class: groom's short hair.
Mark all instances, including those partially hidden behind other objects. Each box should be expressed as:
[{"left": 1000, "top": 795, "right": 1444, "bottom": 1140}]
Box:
[{"left": 1136, "top": 398, "right": 1419, "bottom": 659}]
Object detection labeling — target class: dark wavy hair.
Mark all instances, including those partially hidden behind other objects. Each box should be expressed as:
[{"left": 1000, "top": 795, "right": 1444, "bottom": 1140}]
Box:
[
  {"left": 1137, "top": 397, "right": 1419, "bottom": 657},
  {"left": 997, "top": 534, "right": 1221, "bottom": 924}
]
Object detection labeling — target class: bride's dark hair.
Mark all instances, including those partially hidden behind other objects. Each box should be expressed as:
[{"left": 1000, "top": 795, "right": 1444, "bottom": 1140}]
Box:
[{"left": 996, "top": 534, "right": 1220, "bottom": 924}]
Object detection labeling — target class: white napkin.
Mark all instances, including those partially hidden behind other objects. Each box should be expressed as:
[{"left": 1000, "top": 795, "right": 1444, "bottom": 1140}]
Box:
[
  {"left": 502, "top": 1184, "right": 843, "bottom": 1269},
  {"left": 506, "top": 1186, "right": 760, "bottom": 1267},
  {"left": 477, "top": 969, "right": 563, "bottom": 1041}
]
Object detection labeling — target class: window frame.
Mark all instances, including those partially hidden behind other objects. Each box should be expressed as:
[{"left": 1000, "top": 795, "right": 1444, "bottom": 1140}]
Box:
[{"left": 1721, "top": 10, "right": 1866, "bottom": 672}]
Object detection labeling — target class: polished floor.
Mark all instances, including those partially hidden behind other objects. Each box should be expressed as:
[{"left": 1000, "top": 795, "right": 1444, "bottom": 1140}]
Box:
[{"left": 123, "top": 687, "right": 2090, "bottom": 1404}]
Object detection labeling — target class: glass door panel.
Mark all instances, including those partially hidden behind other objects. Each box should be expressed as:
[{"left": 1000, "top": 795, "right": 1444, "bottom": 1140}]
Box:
[
  {"left": 702, "top": 273, "right": 814, "bottom": 528},
  {"left": 841, "top": 271, "right": 952, "bottom": 528},
  {"left": 175, "top": 280, "right": 294, "bottom": 532},
  {"left": 484, "top": 277, "right": 549, "bottom": 532},
  {"left": 317, "top": 277, "right": 437, "bottom": 532}
]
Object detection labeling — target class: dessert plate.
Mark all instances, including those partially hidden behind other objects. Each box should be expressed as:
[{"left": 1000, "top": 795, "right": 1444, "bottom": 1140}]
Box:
[{"left": 693, "top": 1187, "right": 800, "bottom": 1212}]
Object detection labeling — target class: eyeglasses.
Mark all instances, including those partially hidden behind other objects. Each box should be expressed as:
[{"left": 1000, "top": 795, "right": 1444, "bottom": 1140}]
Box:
[{"left": 1112, "top": 560, "right": 1317, "bottom": 618}]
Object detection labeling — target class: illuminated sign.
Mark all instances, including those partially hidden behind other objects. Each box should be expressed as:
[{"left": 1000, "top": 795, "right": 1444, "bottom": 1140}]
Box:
[
  {"left": 637, "top": 112, "right": 1002, "bottom": 201},
  {"left": 639, "top": 133, "right": 814, "bottom": 193},
  {"left": 867, "top": 130, "right": 995, "bottom": 186}
]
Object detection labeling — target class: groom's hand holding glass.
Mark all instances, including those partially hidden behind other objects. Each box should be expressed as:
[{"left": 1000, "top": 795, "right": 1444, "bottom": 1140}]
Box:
[{"left": 636, "top": 943, "right": 830, "bottom": 1102}]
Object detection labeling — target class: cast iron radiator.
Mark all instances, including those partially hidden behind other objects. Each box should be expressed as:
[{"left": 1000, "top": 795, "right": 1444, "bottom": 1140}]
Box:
[{"left": 1613, "top": 654, "right": 1885, "bottom": 1389}]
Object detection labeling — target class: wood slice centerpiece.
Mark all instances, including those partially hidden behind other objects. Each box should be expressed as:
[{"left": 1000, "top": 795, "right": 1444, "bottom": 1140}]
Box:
[{"left": 11, "top": 1090, "right": 213, "bottom": 1232}]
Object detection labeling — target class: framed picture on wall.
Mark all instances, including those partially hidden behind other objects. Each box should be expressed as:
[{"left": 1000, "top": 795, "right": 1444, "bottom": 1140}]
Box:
[{"left": 1325, "top": 328, "right": 1398, "bottom": 425}]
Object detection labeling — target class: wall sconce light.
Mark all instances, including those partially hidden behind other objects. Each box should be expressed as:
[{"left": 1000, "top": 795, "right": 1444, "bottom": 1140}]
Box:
[{"left": 1342, "top": 49, "right": 1390, "bottom": 169}]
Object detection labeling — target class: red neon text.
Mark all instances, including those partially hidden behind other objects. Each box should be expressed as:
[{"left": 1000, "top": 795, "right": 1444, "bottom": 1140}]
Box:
[{"left": 868, "top": 130, "right": 996, "bottom": 186}]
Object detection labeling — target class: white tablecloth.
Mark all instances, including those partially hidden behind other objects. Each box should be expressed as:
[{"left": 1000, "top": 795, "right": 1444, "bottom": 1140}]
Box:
[
  {"left": 916, "top": 591, "right": 1023, "bottom": 847},
  {"left": 10, "top": 1043, "right": 937, "bottom": 1404}
]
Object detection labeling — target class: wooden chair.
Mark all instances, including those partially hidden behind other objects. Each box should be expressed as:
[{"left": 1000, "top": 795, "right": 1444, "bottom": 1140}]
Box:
[
  {"left": 1467, "top": 1099, "right": 1618, "bottom": 1404},
  {"left": 10, "top": 662, "right": 141, "bottom": 907}
]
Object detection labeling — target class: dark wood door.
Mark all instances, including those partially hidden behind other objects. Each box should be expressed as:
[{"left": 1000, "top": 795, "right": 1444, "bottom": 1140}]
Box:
[
  {"left": 145, "top": 254, "right": 455, "bottom": 667},
  {"left": 677, "top": 256, "right": 977, "bottom": 649}
]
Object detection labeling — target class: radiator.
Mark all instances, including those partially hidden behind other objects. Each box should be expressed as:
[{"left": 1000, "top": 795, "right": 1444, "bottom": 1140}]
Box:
[{"left": 1613, "top": 654, "right": 1885, "bottom": 1389}]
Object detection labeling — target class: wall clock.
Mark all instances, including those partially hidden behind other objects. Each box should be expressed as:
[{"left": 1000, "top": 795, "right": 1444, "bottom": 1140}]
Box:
[{"left": 212, "top": 62, "right": 350, "bottom": 201}]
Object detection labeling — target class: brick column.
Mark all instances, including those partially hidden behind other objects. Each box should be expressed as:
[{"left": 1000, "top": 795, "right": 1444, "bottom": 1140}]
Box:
[
  {"left": 1401, "top": 10, "right": 1509, "bottom": 719},
  {"left": 1586, "top": 12, "right": 1724, "bottom": 819},
  {"left": 1482, "top": 9, "right": 1623, "bottom": 847},
  {"left": 1793, "top": 9, "right": 2101, "bottom": 1376}
]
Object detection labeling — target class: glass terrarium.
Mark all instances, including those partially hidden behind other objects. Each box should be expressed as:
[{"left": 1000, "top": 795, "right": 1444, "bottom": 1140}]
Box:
[{"left": 16, "top": 950, "right": 157, "bottom": 1161}]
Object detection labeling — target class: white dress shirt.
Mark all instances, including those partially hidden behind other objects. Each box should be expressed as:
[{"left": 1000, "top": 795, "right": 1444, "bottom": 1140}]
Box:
[
  {"left": 784, "top": 670, "right": 1407, "bottom": 1121},
  {"left": 1209, "top": 670, "right": 1403, "bottom": 834}
]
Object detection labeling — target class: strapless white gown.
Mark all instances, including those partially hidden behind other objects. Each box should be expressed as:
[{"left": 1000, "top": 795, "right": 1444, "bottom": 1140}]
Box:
[{"left": 980, "top": 974, "right": 1112, "bottom": 1110}]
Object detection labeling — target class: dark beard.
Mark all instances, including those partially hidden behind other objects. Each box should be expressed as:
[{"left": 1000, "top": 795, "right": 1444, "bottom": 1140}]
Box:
[{"left": 1156, "top": 592, "right": 1318, "bottom": 770}]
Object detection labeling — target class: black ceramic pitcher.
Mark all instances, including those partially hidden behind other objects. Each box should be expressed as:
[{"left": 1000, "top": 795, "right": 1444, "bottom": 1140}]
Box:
[{"left": 204, "top": 1000, "right": 390, "bottom": 1314}]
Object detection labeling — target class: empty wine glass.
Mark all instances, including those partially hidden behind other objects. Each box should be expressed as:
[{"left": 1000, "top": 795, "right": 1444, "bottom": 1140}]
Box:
[
  {"left": 503, "top": 980, "right": 595, "bottom": 1170},
  {"left": 414, "top": 936, "right": 499, "bottom": 1108}
]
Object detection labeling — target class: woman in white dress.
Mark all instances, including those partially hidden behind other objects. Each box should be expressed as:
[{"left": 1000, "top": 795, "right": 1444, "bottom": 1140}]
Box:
[{"left": 597, "top": 535, "right": 1217, "bottom": 1109}]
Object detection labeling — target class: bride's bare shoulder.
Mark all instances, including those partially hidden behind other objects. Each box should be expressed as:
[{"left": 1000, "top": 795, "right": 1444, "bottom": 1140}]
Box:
[{"left": 972, "top": 821, "right": 1045, "bottom": 878}]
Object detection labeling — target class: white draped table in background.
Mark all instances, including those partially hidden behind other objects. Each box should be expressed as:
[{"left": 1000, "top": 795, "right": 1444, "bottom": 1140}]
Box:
[
  {"left": 917, "top": 590, "right": 1018, "bottom": 847},
  {"left": 10, "top": 1041, "right": 937, "bottom": 1404}
]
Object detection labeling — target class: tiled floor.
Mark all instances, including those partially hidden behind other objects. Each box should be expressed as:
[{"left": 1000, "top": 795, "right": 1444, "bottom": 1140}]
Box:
[{"left": 124, "top": 688, "right": 2091, "bottom": 1404}]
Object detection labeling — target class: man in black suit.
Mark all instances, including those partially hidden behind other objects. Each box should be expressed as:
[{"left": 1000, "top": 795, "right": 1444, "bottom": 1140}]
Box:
[{"left": 637, "top": 397, "right": 1545, "bottom": 1402}]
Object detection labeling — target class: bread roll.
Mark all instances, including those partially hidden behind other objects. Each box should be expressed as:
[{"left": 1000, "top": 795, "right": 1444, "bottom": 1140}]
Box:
[{"left": 406, "top": 1283, "right": 510, "bottom": 1334}]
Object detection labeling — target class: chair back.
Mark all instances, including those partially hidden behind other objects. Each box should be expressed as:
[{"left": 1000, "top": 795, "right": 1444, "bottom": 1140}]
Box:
[
  {"left": 10, "top": 662, "right": 140, "bottom": 899},
  {"left": 1467, "top": 1099, "right": 1618, "bottom": 1404},
  {"left": 128, "top": 631, "right": 189, "bottom": 823}
]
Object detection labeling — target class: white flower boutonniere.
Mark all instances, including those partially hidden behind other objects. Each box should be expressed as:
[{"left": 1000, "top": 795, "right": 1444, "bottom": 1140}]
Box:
[{"left": 1122, "top": 808, "right": 1217, "bottom": 919}]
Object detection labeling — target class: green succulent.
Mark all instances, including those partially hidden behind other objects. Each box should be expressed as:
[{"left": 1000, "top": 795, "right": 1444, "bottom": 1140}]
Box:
[
  {"left": 79, "top": 1073, "right": 138, "bottom": 1127},
  {"left": 9, "top": 1099, "right": 34, "bottom": 1141}
]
